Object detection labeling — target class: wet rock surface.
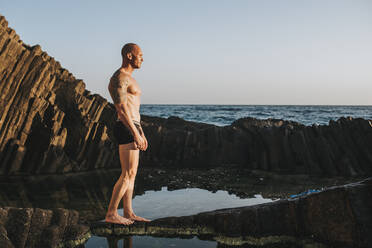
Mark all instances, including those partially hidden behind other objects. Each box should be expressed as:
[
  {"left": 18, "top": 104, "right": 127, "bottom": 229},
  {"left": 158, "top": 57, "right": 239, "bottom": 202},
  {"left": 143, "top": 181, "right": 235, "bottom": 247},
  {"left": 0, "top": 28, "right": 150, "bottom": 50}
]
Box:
[
  {"left": 138, "top": 167, "right": 366, "bottom": 199},
  {"left": 1, "top": 176, "right": 370, "bottom": 247},
  {"left": 0, "top": 167, "right": 364, "bottom": 223},
  {"left": 0, "top": 14, "right": 372, "bottom": 177},
  {"left": 0, "top": 207, "right": 90, "bottom": 248},
  {"left": 90, "top": 177, "right": 372, "bottom": 248},
  {"left": 91, "top": 222, "right": 328, "bottom": 248}
]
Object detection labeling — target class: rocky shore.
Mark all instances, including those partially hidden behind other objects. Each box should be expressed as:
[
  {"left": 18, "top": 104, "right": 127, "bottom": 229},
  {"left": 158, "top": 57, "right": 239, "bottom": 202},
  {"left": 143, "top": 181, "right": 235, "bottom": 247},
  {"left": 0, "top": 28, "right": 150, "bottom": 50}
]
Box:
[
  {"left": 1, "top": 13, "right": 372, "bottom": 248},
  {"left": 2, "top": 176, "right": 368, "bottom": 247},
  {"left": 1, "top": 15, "right": 372, "bottom": 177},
  {"left": 90, "top": 177, "right": 372, "bottom": 248},
  {"left": 1, "top": 166, "right": 364, "bottom": 224},
  {"left": 140, "top": 115, "right": 372, "bottom": 177}
]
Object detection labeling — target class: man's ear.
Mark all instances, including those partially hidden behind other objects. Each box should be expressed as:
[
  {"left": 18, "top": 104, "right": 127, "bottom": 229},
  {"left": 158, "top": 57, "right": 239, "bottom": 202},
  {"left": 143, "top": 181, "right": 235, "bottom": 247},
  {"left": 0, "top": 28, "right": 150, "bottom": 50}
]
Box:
[{"left": 127, "top": 53, "right": 132, "bottom": 60}]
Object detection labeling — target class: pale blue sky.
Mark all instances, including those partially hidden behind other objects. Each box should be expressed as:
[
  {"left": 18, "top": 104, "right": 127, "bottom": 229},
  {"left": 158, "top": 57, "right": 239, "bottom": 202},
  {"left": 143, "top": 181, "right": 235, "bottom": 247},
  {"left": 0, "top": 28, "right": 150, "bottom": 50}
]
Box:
[{"left": 1, "top": 0, "right": 371, "bottom": 105}]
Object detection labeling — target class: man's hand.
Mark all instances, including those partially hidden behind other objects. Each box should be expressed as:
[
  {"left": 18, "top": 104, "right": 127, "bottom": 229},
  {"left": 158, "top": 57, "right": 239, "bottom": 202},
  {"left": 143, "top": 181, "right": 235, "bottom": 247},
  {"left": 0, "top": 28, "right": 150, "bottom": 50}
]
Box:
[
  {"left": 134, "top": 134, "right": 146, "bottom": 150},
  {"left": 141, "top": 134, "right": 148, "bottom": 151}
]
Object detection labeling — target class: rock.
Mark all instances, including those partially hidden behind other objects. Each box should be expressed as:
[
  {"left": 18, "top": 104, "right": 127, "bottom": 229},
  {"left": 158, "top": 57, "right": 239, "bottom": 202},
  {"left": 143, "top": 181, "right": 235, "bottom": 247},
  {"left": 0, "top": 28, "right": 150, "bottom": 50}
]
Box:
[
  {"left": 0, "top": 207, "right": 90, "bottom": 248},
  {"left": 0, "top": 14, "right": 112, "bottom": 176},
  {"left": 0, "top": 14, "right": 372, "bottom": 177},
  {"left": 90, "top": 177, "right": 372, "bottom": 248}
]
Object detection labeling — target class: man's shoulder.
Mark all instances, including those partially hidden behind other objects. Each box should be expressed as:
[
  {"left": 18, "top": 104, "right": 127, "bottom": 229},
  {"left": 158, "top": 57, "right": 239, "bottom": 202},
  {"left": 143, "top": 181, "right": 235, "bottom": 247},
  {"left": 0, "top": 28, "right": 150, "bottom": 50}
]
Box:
[
  {"left": 110, "top": 69, "right": 131, "bottom": 87},
  {"left": 117, "top": 71, "right": 131, "bottom": 81}
]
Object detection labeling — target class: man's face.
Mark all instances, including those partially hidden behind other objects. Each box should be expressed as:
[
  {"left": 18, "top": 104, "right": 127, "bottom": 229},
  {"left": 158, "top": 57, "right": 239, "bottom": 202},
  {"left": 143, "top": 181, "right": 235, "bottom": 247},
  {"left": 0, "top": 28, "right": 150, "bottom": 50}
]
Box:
[{"left": 130, "top": 46, "right": 144, "bottom": 69}]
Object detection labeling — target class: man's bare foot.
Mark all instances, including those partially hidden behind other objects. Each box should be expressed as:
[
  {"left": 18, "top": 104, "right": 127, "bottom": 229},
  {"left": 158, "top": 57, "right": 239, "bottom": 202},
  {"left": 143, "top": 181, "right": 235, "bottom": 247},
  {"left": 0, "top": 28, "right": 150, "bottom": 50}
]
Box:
[
  {"left": 105, "top": 213, "right": 134, "bottom": 225},
  {"left": 125, "top": 213, "right": 151, "bottom": 222}
]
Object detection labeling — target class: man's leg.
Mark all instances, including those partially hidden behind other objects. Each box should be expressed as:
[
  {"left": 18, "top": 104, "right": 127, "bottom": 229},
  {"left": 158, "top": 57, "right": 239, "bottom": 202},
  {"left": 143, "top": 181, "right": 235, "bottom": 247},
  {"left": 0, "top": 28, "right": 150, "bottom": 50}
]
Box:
[
  {"left": 105, "top": 145, "right": 136, "bottom": 225},
  {"left": 122, "top": 148, "right": 139, "bottom": 216},
  {"left": 122, "top": 148, "right": 151, "bottom": 222}
]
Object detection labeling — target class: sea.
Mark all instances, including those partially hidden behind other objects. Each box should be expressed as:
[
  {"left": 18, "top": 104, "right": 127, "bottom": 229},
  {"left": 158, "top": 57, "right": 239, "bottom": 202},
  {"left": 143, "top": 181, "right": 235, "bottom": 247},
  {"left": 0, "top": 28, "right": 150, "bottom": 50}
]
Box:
[{"left": 140, "top": 104, "right": 372, "bottom": 127}]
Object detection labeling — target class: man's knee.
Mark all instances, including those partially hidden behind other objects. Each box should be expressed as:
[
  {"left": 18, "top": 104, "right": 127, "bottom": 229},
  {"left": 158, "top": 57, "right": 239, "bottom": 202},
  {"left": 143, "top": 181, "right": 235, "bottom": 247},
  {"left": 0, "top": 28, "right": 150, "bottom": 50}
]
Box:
[
  {"left": 121, "top": 169, "right": 137, "bottom": 180},
  {"left": 128, "top": 169, "right": 137, "bottom": 179},
  {"left": 116, "top": 175, "right": 129, "bottom": 187}
]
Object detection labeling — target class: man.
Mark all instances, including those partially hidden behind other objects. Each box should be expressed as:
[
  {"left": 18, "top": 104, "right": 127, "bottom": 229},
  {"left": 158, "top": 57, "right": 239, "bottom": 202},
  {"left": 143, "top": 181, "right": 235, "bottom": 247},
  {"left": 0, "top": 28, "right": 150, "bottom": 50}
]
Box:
[{"left": 105, "top": 43, "right": 150, "bottom": 225}]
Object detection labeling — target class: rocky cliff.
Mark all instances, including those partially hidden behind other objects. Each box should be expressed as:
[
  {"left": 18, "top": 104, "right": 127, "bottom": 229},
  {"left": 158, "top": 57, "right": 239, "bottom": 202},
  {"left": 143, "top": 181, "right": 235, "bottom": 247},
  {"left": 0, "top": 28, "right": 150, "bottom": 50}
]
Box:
[
  {"left": 0, "top": 15, "right": 115, "bottom": 175},
  {"left": 0, "top": 15, "right": 371, "bottom": 177}
]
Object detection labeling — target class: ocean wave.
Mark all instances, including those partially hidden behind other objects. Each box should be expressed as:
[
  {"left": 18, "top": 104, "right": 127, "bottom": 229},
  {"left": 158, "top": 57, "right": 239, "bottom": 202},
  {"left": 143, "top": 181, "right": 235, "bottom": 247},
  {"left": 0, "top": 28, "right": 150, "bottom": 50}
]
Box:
[{"left": 140, "top": 105, "right": 372, "bottom": 126}]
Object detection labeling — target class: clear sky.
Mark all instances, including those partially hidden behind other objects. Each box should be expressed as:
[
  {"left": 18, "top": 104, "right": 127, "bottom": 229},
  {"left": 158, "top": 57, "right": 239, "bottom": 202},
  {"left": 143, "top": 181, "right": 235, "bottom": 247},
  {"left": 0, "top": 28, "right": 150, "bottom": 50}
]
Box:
[{"left": 1, "top": 0, "right": 371, "bottom": 105}]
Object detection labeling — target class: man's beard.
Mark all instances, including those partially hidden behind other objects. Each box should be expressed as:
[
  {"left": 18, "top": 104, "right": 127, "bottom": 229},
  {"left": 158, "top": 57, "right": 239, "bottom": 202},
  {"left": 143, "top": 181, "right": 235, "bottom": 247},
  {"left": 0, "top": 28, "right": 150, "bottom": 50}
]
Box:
[{"left": 131, "top": 61, "right": 140, "bottom": 69}]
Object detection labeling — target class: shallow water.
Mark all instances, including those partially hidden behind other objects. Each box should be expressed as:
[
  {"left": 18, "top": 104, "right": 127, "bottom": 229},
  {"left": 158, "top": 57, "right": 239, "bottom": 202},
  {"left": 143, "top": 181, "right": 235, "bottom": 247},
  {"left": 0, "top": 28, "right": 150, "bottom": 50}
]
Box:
[
  {"left": 120, "top": 187, "right": 276, "bottom": 219},
  {"left": 89, "top": 236, "right": 216, "bottom": 248},
  {"left": 85, "top": 187, "right": 277, "bottom": 248},
  {"left": 0, "top": 169, "right": 352, "bottom": 247}
]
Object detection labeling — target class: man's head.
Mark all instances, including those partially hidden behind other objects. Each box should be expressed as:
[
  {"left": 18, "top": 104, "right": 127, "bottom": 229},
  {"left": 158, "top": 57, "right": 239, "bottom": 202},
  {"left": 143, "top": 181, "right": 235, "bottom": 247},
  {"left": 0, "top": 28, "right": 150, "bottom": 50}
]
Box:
[{"left": 121, "top": 43, "right": 143, "bottom": 69}]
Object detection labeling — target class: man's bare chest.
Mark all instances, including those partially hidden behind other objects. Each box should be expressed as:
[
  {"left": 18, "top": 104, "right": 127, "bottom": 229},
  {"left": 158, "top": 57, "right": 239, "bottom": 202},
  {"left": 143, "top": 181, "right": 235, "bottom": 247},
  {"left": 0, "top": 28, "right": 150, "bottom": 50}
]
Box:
[{"left": 127, "top": 81, "right": 141, "bottom": 96}]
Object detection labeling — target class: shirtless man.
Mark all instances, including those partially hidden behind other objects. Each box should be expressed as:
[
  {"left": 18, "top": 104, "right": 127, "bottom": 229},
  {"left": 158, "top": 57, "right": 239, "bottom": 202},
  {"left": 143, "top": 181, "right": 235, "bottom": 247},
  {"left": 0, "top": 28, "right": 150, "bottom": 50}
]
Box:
[{"left": 105, "top": 43, "right": 150, "bottom": 225}]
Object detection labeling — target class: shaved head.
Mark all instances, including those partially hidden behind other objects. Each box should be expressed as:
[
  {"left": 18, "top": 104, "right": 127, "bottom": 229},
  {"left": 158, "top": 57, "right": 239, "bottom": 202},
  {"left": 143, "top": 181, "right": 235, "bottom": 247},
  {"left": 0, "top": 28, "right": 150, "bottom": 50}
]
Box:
[
  {"left": 121, "top": 43, "right": 143, "bottom": 69},
  {"left": 121, "top": 43, "right": 139, "bottom": 60}
]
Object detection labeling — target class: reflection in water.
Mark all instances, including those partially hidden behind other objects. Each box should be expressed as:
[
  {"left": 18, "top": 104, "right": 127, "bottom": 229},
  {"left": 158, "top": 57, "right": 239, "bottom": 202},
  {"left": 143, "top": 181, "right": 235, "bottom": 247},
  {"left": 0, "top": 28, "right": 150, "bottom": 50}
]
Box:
[
  {"left": 117, "top": 187, "right": 275, "bottom": 220},
  {"left": 88, "top": 234, "right": 312, "bottom": 248},
  {"left": 0, "top": 168, "right": 343, "bottom": 247},
  {"left": 88, "top": 235, "right": 217, "bottom": 248},
  {"left": 0, "top": 167, "right": 354, "bottom": 223},
  {"left": 85, "top": 187, "right": 276, "bottom": 248},
  {"left": 126, "top": 236, "right": 217, "bottom": 248},
  {"left": 0, "top": 169, "right": 281, "bottom": 223},
  {"left": 0, "top": 169, "right": 154, "bottom": 223},
  {"left": 107, "top": 236, "right": 132, "bottom": 248}
]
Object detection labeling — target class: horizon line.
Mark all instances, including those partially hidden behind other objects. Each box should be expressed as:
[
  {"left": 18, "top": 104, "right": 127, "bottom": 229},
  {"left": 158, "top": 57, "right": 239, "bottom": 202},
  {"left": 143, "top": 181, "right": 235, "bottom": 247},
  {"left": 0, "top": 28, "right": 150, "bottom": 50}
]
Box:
[{"left": 140, "top": 103, "right": 372, "bottom": 106}]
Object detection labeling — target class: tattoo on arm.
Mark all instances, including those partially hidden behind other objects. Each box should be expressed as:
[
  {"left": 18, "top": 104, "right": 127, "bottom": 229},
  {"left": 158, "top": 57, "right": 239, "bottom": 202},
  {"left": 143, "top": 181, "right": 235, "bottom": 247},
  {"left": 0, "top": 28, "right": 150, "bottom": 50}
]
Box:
[{"left": 108, "top": 76, "right": 129, "bottom": 104}]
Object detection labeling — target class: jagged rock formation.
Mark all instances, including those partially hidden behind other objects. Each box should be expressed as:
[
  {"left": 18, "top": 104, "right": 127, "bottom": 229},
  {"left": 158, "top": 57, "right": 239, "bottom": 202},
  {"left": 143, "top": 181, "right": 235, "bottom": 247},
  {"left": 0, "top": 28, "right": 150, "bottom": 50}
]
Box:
[
  {"left": 0, "top": 15, "right": 115, "bottom": 175},
  {"left": 91, "top": 177, "right": 372, "bottom": 248},
  {"left": 0, "top": 207, "right": 90, "bottom": 248},
  {"left": 0, "top": 14, "right": 371, "bottom": 177}
]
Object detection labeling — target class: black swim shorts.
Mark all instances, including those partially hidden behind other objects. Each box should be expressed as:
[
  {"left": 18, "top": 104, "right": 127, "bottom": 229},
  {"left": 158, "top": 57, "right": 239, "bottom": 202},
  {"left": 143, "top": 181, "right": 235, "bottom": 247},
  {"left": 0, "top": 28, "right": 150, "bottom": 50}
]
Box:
[{"left": 113, "top": 120, "right": 142, "bottom": 145}]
